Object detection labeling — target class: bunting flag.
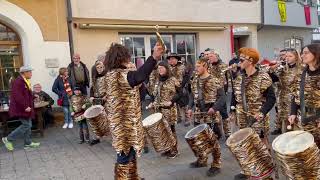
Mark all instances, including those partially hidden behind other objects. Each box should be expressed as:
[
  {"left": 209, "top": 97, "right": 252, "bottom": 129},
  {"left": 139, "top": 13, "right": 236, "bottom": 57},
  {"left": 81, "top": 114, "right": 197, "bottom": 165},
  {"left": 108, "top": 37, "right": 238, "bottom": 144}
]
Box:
[
  {"left": 304, "top": 5, "right": 311, "bottom": 25},
  {"left": 278, "top": 1, "right": 287, "bottom": 23}
]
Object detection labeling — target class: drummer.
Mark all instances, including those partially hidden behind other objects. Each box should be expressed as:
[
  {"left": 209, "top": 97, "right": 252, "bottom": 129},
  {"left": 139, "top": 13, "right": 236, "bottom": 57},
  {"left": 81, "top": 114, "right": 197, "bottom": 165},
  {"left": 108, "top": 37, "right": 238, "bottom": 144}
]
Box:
[
  {"left": 89, "top": 60, "right": 107, "bottom": 146},
  {"left": 147, "top": 61, "right": 181, "bottom": 159},
  {"left": 231, "top": 47, "right": 276, "bottom": 180},
  {"left": 289, "top": 43, "right": 320, "bottom": 148},
  {"left": 186, "top": 58, "right": 224, "bottom": 177}
]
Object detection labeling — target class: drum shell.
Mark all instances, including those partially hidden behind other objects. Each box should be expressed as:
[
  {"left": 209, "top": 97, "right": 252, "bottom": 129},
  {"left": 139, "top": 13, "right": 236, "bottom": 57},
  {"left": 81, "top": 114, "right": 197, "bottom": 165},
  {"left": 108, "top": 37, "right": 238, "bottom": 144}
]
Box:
[
  {"left": 84, "top": 105, "right": 109, "bottom": 137},
  {"left": 185, "top": 124, "right": 217, "bottom": 158},
  {"left": 272, "top": 131, "right": 320, "bottom": 179},
  {"left": 226, "top": 128, "right": 273, "bottom": 178},
  {"left": 143, "top": 117, "right": 176, "bottom": 153}
]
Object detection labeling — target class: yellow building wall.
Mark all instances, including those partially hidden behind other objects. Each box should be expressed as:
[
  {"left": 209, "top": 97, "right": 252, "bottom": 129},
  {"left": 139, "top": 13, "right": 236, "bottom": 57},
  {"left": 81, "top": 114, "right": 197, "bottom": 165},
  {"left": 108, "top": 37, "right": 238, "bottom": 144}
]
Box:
[{"left": 8, "top": 0, "right": 68, "bottom": 42}]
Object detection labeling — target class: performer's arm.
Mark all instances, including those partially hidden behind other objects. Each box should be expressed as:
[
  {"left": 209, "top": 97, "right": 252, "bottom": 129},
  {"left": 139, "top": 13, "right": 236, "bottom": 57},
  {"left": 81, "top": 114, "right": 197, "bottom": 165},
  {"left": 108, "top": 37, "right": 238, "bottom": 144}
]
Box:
[
  {"left": 290, "top": 97, "right": 299, "bottom": 115},
  {"left": 127, "top": 56, "right": 157, "bottom": 88},
  {"left": 260, "top": 86, "right": 276, "bottom": 116},
  {"left": 213, "top": 88, "right": 226, "bottom": 112}
]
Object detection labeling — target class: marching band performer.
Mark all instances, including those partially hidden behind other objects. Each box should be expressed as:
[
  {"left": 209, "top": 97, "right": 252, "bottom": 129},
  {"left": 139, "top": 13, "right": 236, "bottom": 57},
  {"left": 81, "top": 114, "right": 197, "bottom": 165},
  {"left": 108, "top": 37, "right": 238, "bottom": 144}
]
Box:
[
  {"left": 187, "top": 58, "right": 224, "bottom": 177},
  {"left": 167, "top": 53, "right": 190, "bottom": 126},
  {"left": 104, "top": 43, "right": 163, "bottom": 180},
  {"left": 148, "top": 61, "right": 181, "bottom": 159},
  {"left": 231, "top": 47, "right": 276, "bottom": 180},
  {"left": 89, "top": 60, "right": 107, "bottom": 145},
  {"left": 269, "top": 48, "right": 303, "bottom": 134},
  {"left": 205, "top": 49, "right": 231, "bottom": 139},
  {"left": 289, "top": 43, "right": 320, "bottom": 148}
]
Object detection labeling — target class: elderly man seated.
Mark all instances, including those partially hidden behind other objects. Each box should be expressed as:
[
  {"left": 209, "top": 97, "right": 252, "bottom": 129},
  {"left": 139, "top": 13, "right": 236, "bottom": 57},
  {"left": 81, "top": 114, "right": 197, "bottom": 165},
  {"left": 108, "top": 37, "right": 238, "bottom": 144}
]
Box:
[{"left": 33, "top": 83, "right": 54, "bottom": 128}]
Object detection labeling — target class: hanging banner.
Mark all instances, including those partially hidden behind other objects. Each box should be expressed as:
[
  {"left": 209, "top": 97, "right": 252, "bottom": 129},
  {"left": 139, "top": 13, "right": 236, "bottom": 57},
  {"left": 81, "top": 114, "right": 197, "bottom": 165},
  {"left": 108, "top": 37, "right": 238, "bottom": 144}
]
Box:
[
  {"left": 304, "top": 5, "right": 311, "bottom": 25},
  {"left": 278, "top": 1, "right": 287, "bottom": 23}
]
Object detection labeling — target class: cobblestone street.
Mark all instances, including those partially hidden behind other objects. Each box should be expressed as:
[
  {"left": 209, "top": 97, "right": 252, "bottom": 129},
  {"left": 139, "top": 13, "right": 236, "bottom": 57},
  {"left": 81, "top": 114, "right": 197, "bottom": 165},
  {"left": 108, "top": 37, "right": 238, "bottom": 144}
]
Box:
[{"left": 0, "top": 109, "right": 286, "bottom": 180}]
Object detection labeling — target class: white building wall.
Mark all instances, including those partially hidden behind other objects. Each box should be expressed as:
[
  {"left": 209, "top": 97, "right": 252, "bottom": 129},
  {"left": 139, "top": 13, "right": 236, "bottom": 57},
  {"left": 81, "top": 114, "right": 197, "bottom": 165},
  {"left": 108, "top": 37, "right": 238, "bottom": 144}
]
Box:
[
  {"left": 257, "top": 26, "right": 312, "bottom": 59},
  {"left": 0, "top": 1, "right": 71, "bottom": 102},
  {"left": 71, "top": 0, "right": 261, "bottom": 24}
]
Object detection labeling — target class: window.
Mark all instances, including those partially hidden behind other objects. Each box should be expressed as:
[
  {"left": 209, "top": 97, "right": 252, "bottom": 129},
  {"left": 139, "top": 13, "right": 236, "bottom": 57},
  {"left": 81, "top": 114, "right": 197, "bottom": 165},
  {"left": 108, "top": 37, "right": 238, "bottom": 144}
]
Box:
[
  {"left": 0, "top": 22, "right": 22, "bottom": 98},
  {"left": 120, "top": 34, "right": 196, "bottom": 66}
]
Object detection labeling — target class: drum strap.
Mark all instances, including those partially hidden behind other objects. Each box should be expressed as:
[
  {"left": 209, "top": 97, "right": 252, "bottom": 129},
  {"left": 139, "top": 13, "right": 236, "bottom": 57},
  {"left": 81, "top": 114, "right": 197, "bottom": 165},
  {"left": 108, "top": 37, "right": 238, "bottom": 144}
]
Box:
[
  {"left": 155, "top": 81, "right": 163, "bottom": 111},
  {"left": 241, "top": 74, "right": 249, "bottom": 123},
  {"left": 196, "top": 78, "right": 206, "bottom": 112},
  {"left": 300, "top": 68, "right": 307, "bottom": 124}
]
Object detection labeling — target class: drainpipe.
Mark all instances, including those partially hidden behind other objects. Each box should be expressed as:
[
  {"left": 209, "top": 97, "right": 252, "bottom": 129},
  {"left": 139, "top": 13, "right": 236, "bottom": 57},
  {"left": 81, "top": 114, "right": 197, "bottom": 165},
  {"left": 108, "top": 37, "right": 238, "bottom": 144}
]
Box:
[
  {"left": 66, "top": 0, "right": 74, "bottom": 60},
  {"left": 257, "top": 0, "right": 265, "bottom": 31}
]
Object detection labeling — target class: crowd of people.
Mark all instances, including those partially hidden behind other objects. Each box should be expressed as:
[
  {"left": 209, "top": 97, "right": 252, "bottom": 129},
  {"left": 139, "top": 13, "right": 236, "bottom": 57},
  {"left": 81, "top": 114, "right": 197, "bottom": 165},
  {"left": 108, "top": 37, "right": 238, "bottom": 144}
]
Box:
[{"left": 1, "top": 41, "right": 320, "bottom": 180}]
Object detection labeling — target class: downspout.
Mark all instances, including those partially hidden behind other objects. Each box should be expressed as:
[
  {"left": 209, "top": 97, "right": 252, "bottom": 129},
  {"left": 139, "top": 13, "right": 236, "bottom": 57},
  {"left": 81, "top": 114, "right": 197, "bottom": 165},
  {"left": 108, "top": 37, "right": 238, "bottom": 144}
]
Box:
[
  {"left": 66, "top": 0, "right": 74, "bottom": 60},
  {"left": 257, "top": 0, "right": 265, "bottom": 31}
]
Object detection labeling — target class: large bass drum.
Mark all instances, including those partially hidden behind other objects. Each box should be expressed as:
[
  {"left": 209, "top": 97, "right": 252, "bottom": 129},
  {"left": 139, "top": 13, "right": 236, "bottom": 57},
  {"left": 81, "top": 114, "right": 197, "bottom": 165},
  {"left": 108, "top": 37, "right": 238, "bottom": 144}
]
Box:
[
  {"left": 185, "top": 124, "right": 217, "bottom": 158},
  {"left": 272, "top": 130, "right": 320, "bottom": 179},
  {"left": 84, "top": 105, "right": 109, "bottom": 137},
  {"left": 226, "top": 128, "right": 274, "bottom": 179},
  {"left": 142, "top": 113, "right": 176, "bottom": 153}
]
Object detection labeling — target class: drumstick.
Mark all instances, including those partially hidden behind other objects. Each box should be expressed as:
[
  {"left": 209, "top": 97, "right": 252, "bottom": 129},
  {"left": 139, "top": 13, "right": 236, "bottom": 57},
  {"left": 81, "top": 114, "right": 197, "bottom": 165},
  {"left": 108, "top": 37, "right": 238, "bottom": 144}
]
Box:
[{"left": 193, "top": 112, "right": 209, "bottom": 115}]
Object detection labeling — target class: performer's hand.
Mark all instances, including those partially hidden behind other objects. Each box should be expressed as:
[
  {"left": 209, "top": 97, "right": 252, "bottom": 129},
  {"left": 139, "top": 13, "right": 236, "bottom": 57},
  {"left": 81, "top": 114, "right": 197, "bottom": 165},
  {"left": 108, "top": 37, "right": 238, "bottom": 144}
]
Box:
[
  {"left": 187, "top": 109, "right": 193, "bottom": 119},
  {"left": 146, "top": 103, "right": 153, "bottom": 110},
  {"left": 164, "top": 101, "right": 172, "bottom": 107},
  {"left": 25, "top": 107, "right": 31, "bottom": 112},
  {"left": 82, "top": 104, "right": 86, "bottom": 109},
  {"left": 152, "top": 43, "right": 164, "bottom": 60},
  {"left": 288, "top": 115, "right": 296, "bottom": 125},
  {"left": 254, "top": 112, "right": 264, "bottom": 121},
  {"left": 89, "top": 97, "right": 94, "bottom": 103},
  {"left": 318, "top": 122, "right": 320, "bottom": 128},
  {"left": 207, "top": 108, "right": 215, "bottom": 115}
]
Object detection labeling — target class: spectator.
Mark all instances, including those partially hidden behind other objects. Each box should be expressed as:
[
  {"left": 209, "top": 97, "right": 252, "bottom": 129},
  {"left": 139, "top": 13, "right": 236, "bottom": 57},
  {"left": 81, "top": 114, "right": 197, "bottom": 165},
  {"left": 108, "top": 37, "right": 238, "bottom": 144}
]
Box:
[
  {"left": 52, "top": 67, "right": 74, "bottom": 129},
  {"left": 33, "top": 83, "right": 54, "bottom": 128},
  {"left": 91, "top": 54, "right": 106, "bottom": 84},
  {"left": 68, "top": 53, "right": 90, "bottom": 95},
  {"left": 2, "top": 66, "right": 40, "bottom": 151}
]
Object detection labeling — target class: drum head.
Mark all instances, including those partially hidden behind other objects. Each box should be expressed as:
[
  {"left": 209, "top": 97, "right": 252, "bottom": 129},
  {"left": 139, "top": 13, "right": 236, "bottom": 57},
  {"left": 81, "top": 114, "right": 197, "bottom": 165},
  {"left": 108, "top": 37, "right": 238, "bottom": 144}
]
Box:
[
  {"left": 226, "top": 128, "right": 253, "bottom": 146},
  {"left": 84, "top": 105, "right": 104, "bottom": 119},
  {"left": 142, "top": 113, "right": 163, "bottom": 127},
  {"left": 185, "top": 124, "right": 208, "bottom": 139},
  {"left": 272, "top": 131, "right": 314, "bottom": 155}
]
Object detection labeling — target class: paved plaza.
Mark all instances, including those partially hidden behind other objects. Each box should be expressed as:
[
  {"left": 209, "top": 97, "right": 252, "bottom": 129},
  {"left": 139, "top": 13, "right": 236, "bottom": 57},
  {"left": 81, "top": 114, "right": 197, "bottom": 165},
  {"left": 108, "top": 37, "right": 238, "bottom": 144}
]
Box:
[{"left": 0, "top": 109, "right": 285, "bottom": 180}]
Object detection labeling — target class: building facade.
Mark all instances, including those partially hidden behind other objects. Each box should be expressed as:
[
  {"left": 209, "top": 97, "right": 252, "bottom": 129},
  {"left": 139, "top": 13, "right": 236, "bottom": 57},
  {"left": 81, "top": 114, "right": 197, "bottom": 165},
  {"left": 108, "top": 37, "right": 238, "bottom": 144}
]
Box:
[
  {"left": 0, "top": 0, "right": 71, "bottom": 99},
  {"left": 70, "top": 0, "right": 261, "bottom": 69},
  {"left": 258, "top": 0, "right": 318, "bottom": 59}
]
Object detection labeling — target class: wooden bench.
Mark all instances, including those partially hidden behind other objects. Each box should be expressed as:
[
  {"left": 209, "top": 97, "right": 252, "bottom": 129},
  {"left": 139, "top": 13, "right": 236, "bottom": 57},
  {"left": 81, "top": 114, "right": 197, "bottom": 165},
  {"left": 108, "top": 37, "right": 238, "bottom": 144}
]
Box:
[{"left": 0, "top": 101, "right": 49, "bottom": 137}]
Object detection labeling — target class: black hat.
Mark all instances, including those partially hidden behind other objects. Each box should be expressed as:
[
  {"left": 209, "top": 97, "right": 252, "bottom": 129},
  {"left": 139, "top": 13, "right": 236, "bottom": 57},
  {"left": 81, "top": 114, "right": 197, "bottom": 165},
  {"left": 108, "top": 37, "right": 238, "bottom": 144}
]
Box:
[
  {"left": 166, "top": 53, "right": 181, "bottom": 61},
  {"left": 74, "top": 86, "right": 82, "bottom": 92}
]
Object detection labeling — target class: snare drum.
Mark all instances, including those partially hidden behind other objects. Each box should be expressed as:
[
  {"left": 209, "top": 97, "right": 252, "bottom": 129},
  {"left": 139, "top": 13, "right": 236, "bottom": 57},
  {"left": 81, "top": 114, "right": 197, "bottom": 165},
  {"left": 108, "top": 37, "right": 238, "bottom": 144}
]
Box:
[
  {"left": 185, "top": 124, "right": 217, "bottom": 158},
  {"left": 84, "top": 105, "right": 109, "bottom": 137},
  {"left": 226, "top": 128, "right": 274, "bottom": 179},
  {"left": 272, "top": 131, "right": 320, "bottom": 179},
  {"left": 143, "top": 113, "right": 176, "bottom": 153}
]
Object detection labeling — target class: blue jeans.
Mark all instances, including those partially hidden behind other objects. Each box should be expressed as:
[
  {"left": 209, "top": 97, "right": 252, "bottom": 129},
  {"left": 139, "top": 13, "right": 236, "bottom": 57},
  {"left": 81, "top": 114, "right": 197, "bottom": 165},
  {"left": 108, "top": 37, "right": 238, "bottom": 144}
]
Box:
[
  {"left": 62, "top": 106, "right": 72, "bottom": 124},
  {"left": 78, "top": 119, "right": 88, "bottom": 129},
  {"left": 117, "top": 147, "right": 136, "bottom": 164},
  {"left": 7, "top": 118, "right": 32, "bottom": 145}
]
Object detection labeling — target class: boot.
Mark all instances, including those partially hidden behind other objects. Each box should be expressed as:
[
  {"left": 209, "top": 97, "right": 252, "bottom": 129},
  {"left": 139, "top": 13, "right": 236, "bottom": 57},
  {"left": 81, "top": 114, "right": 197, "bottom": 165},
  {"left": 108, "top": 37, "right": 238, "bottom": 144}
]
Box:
[
  {"left": 114, "top": 163, "right": 129, "bottom": 180},
  {"left": 189, "top": 160, "right": 207, "bottom": 168},
  {"left": 128, "top": 159, "right": 143, "bottom": 180},
  {"left": 213, "top": 123, "right": 222, "bottom": 140},
  {"left": 207, "top": 167, "right": 221, "bottom": 177},
  {"left": 79, "top": 128, "right": 84, "bottom": 144},
  {"left": 234, "top": 173, "right": 249, "bottom": 180},
  {"left": 84, "top": 128, "right": 90, "bottom": 144},
  {"left": 223, "top": 118, "right": 231, "bottom": 139}
]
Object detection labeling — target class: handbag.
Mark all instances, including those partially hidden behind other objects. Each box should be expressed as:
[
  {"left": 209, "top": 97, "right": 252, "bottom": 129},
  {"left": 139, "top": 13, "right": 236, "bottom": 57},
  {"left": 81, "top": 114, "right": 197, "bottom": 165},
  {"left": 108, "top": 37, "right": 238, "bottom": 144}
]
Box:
[{"left": 57, "top": 98, "right": 63, "bottom": 106}]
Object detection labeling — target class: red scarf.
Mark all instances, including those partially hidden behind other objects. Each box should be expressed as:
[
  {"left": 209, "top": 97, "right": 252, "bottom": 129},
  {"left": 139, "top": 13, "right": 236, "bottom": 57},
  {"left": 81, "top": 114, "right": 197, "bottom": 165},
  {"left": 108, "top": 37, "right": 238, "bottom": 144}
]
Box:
[{"left": 63, "top": 77, "right": 72, "bottom": 96}]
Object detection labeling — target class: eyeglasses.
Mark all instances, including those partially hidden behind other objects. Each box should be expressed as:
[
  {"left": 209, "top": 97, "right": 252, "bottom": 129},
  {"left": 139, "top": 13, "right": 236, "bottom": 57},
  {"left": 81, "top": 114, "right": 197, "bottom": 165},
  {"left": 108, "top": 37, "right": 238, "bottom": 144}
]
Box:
[{"left": 239, "top": 57, "right": 252, "bottom": 63}]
